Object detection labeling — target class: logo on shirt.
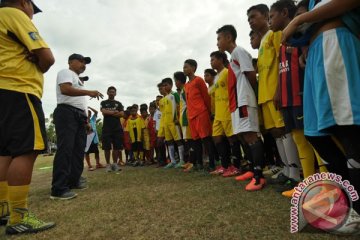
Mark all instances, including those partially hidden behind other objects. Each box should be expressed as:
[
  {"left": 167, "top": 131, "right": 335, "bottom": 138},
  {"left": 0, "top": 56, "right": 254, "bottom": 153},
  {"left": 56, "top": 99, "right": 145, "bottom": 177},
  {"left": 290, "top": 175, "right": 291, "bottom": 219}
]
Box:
[
  {"left": 279, "top": 60, "right": 290, "bottom": 74},
  {"left": 28, "top": 32, "right": 40, "bottom": 41}
]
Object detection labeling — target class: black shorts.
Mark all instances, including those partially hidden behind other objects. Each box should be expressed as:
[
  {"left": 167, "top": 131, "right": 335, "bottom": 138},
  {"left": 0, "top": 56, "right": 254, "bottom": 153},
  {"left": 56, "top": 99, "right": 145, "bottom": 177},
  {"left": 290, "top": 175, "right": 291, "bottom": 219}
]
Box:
[
  {"left": 102, "top": 130, "right": 123, "bottom": 150},
  {"left": 86, "top": 142, "right": 99, "bottom": 154},
  {"left": 0, "top": 89, "right": 47, "bottom": 157},
  {"left": 282, "top": 106, "right": 304, "bottom": 133}
]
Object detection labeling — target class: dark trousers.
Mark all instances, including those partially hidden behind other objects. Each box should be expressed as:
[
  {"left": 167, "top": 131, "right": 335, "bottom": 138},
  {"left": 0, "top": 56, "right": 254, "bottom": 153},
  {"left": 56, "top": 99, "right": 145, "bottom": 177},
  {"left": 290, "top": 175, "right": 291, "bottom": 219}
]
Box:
[{"left": 51, "top": 104, "right": 87, "bottom": 195}]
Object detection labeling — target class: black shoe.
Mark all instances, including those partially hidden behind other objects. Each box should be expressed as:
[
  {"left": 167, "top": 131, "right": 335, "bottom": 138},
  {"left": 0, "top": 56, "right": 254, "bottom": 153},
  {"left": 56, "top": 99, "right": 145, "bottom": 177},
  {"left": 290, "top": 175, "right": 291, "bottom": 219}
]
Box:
[
  {"left": 79, "top": 176, "right": 87, "bottom": 184},
  {"left": 268, "top": 173, "right": 289, "bottom": 185},
  {"left": 276, "top": 178, "right": 299, "bottom": 193},
  {"left": 50, "top": 191, "right": 77, "bottom": 200},
  {"left": 0, "top": 201, "right": 9, "bottom": 226},
  {"left": 70, "top": 182, "right": 88, "bottom": 190}
]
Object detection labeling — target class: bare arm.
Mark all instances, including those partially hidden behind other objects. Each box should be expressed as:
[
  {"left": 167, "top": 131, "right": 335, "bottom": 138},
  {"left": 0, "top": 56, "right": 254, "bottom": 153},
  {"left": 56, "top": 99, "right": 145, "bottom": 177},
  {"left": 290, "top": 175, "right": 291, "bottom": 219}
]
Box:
[
  {"left": 59, "top": 83, "right": 103, "bottom": 99},
  {"left": 88, "top": 106, "right": 98, "bottom": 115},
  {"left": 282, "top": 0, "right": 360, "bottom": 43},
  {"left": 31, "top": 48, "right": 55, "bottom": 73},
  {"left": 244, "top": 71, "right": 257, "bottom": 91}
]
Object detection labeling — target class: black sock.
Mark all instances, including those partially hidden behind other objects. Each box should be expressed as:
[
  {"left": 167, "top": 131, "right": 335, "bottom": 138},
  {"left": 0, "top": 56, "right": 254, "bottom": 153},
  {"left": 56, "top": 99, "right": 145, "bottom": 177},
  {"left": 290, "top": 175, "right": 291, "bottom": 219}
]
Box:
[
  {"left": 203, "top": 137, "right": 216, "bottom": 169},
  {"left": 249, "top": 140, "right": 265, "bottom": 178},
  {"left": 230, "top": 140, "right": 241, "bottom": 169},
  {"left": 216, "top": 141, "right": 230, "bottom": 169}
]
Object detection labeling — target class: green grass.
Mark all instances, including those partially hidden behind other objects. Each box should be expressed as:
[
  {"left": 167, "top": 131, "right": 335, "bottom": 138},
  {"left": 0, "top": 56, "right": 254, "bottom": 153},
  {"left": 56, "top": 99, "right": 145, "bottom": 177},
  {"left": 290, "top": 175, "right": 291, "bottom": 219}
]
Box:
[{"left": 2, "top": 154, "right": 358, "bottom": 240}]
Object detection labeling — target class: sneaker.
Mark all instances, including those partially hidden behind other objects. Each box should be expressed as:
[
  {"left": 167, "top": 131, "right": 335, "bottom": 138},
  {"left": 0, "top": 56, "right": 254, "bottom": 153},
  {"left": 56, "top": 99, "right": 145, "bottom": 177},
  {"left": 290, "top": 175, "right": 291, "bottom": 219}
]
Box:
[
  {"left": 164, "top": 162, "right": 176, "bottom": 169},
  {"left": 106, "top": 164, "right": 112, "bottom": 172},
  {"left": 5, "top": 208, "right": 55, "bottom": 235},
  {"left": 0, "top": 201, "right": 9, "bottom": 226},
  {"left": 50, "top": 191, "right": 77, "bottom": 200},
  {"left": 96, "top": 163, "right": 106, "bottom": 169},
  {"left": 282, "top": 188, "right": 295, "bottom": 198},
  {"left": 210, "top": 166, "right": 225, "bottom": 175},
  {"left": 112, "top": 163, "right": 121, "bottom": 172},
  {"left": 71, "top": 182, "right": 88, "bottom": 190},
  {"left": 88, "top": 166, "right": 95, "bottom": 171},
  {"left": 222, "top": 166, "right": 241, "bottom": 177},
  {"left": 175, "top": 161, "right": 185, "bottom": 169},
  {"left": 276, "top": 178, "right": 299, "bottom": 193},
  {"left": 271, "top": 169, "right": 285, "bottom": 179},
  {"left": 263, "top": 166, "right": 282, "bottom": 176},
  {"left": 79, "top": 176, "right": 87, "bottom": 184},
  {"left": 245, "top": 177, "right": 266, "bottom": 191},
  {"left": 132, "top": 161, "right": 140, "bottom": 167},
  {"left": 183, "top": 163, "right": 194, "bottom": 172},
  {"left": 235, "top": 171, "right": 254, "bottom": 181}
]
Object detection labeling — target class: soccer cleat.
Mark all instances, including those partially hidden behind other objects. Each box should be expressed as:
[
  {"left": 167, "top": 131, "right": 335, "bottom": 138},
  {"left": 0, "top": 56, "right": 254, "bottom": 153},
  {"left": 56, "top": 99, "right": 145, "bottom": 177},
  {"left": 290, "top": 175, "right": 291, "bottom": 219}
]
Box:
[
  {"left": 50, "top": 191, "right": 77, "bottom": 200},
  {"left": 210, "top": 166, "right": 225, "bottom": 175},
  {"left": 106, "top": 164, "right": 112, "bottom": 172},
  {"left": 181, "top": 162, "right": 191, "bottom": 169},
  {"left": 112, "top": 163, "right": 121, "bottom": 171},
  {"left": 5, "top": 208, "right": 55, "bottom": 235},
  {"left": 235, "top": 171, "right": 254, "bottom": 181},
  {"left": 269, "top": 172, "right": 289, "bottom": 185},
  {"left": 182, "top": 163, "right": 194, "bottom": 172},
  {"left": 282, "top": 188, "right": 295, "bottom": 198},
  {"left": 245, "top": 177, "right": 266, "bottom": 191},
  {"left": 263, "top": 166, "right": 282, "bottom": 176},
  {"left": 164, "top": 162, "right": 176, "bottom": 169},
  {"left": 0, "top": 201, "right": 9, "bottom": 226},
  {"left": 175, "top": 161, "right": 185, "bottom": 169},
  {"left": 222, "top": 166, "right": 241, "bottom": 177},
  {"left": 276, "top": 178, "right": 299, "bottom": 193}
]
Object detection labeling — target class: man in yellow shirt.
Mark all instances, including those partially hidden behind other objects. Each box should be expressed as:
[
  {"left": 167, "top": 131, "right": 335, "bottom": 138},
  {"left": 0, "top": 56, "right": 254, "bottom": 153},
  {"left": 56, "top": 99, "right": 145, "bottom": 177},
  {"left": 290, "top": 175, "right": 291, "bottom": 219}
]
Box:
[{"left": 0, "top": 0, "right": 55, "bottom": 235}]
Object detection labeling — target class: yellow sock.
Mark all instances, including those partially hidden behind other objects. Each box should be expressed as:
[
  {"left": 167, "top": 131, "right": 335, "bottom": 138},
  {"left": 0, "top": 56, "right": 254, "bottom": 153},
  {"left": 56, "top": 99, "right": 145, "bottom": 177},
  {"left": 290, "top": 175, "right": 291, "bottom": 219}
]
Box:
[
  {"left": 139, "top": 151, "right": 144, "bottom": 161},
  {"left": 0, "top": 181, "right": 9, "bottom": 216},
  {"left": 134, "top": 151, "right": 139, "bottom": 159},
  {"left": 8, "top": 185, "right": 29, "bottom": 224},
  {"left": 314, "top": 150, "right": 328, "bottom": 173},
  {"left": 292, "top": 129, "right": 315, "bottom": 178}
]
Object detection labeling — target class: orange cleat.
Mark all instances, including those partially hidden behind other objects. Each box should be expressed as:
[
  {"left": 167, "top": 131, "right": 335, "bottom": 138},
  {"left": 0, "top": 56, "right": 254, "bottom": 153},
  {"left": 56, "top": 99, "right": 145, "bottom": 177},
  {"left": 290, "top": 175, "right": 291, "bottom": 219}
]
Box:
[
  {"left": 222, "top": 166, "right": 241, "bottom": 177},
  {"left": 245, "top": 178, "right": 266, "bottom": 191},
  {"left": 235, "top": 171, "right": 254, "bottom": 181},
  {"left": 282, "top": 188, "right": 295, "bottom": 198}
]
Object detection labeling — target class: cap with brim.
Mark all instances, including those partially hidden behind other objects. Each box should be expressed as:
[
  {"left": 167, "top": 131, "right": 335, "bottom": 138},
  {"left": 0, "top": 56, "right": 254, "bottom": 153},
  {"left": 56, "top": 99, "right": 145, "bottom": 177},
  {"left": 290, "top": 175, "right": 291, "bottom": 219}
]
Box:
[
  {"left": 31, "top": 0, "right": 42, "bottom": 14},
  {"left": 68, "top": 53, "right": 91, "bottom": 64}
]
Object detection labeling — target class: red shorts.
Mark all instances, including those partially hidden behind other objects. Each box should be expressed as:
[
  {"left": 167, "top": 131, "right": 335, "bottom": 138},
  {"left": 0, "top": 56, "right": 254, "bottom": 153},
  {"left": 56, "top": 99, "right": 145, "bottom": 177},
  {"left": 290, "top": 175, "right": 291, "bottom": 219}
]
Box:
[{"left": 189, "top": 111, "right": 212, "bottom": 140}]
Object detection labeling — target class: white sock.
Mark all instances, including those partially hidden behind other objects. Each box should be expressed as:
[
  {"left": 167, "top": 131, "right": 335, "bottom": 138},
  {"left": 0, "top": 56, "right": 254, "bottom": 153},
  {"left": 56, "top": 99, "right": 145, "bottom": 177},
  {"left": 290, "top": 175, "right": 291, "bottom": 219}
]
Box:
[
  {"left": 168, "top": 145, "right": 176, "bottom": 164},
  {"left": 178, "top": 145, "right": 185, "bottom": 163},
  {"left": 275, "top": 137, "right": 290, "bottom": 177},
  {"left": 283, "top": 133, "right": 301, "bottom": 181}
]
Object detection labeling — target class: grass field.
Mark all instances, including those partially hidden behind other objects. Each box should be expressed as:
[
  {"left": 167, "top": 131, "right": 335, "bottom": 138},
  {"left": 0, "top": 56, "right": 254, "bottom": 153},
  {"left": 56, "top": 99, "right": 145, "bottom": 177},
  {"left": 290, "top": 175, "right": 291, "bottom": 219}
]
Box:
[{"left": 2, "top": 154, "right": 358, "bottom": 240}]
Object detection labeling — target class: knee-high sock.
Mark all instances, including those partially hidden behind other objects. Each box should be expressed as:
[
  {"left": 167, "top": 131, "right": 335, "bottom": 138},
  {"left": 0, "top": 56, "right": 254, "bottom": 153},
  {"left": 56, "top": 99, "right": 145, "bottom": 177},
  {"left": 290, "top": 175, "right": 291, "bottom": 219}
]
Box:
[
  {"left": 249, "top": 140, "right": 265, "bottom": 178},
  {"left": 192, "top": 139, "right": 203, "bottom": 166},
  {"left": 216, "top": 141, "right": 230, "bottom": 169},
  {"left": 230, "top": 141, "right": 241, "bottom": 169},
  {"left": 314, "top": 150, "right": 328, "bottom": 173},
  {"left": 8, "top": 185, "right": 29, "bottom": 224},
  {"left": 203, "top": 137, "right": 215, "bottom": 169},
  {"left": 275, "top": 137, "right": 289, "bottom": 177},
  {"left": 283, "top": 133, "right": 301, "bottom": 181},
  {"left": 292, "top": 129, "right": 315, "bottom": 178},
  {"left": 178, "top": 145, "right": 185, "bottom": 163},
  {"left": 168, "top": 145, "right": 176, "bottom": 164},
  {"left": 0, "top": 181, "right": 8, "bottom": 216}
]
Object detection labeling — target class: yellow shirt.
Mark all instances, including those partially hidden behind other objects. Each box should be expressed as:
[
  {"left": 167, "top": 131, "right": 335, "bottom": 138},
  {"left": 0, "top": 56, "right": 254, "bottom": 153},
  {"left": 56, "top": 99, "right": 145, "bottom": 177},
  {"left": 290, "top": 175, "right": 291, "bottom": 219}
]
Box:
[
  {"left": 257, "top": 30, "right": 282, "bottom": 104},
  {"left": 214, "top": 68, "right": 231, "bottom": 121},
  {"left": 0, "top": 8, "right": 49, "bottom": 99},
  {"left": 125, "top": 116, "right": 145, "bottom": 143},
  {"left": 158, "top": 97, "right": 165, "bottom": 131},
  {"left": 162, "top": 92, "right": 179, "bottom": 125}
]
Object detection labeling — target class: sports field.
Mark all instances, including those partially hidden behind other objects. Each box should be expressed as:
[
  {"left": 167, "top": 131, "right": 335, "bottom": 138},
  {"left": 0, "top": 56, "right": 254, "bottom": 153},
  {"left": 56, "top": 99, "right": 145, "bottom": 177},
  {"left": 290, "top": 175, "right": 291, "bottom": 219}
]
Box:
[{"left": 4, "top": 154, "right": 358, "bottom": 240}]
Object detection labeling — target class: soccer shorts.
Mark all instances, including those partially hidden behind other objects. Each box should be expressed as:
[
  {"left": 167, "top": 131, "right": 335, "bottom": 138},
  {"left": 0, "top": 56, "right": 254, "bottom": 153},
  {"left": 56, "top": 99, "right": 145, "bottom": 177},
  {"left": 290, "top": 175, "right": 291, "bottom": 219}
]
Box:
[
  {"left": 282, "top": 106, "right": 304, "bottom": 133},
  {"left": 304, "top": 27, "right": 360, "bottom": 136},
  {"left": 0, "top": 89, "right": 47, "bottom": 157},
  {"left": 157, "top": 126, "right": 165, "bottom": 138},
  {"left": 189, "top": 111, "right": 212, "bottom": 140},
  {"left": 181, "top": 125, "right": 192, "bottom": 140},
  {"left": 231, "top": 105, "right": 259, "bottom": 134},
  {"left": 86, "top": 142, "right": 99, "bottom": 154},
  {"left": 102, "top": 130, "right": 123, "bottom": 150},
  {"left": 164, "top": 123, "right": 182, "bottom": 141},
  {"left": 212, "top": 119, "right": 233, "bottom": 137},
  {"left": 261, "top": 100, "right": 285, "bottom": 130}
]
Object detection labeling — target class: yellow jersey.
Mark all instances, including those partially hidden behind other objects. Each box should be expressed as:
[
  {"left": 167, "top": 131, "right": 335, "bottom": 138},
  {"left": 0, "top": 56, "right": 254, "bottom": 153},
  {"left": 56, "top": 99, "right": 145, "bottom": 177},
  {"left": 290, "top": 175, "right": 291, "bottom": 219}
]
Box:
[
  {"left": 214, "top": 68, "right": 231, "bottom": 121},
  {"left": 257, "top": 30, "right": 282, "bottom": 104},
  {"left": 0, "top": 7, "right": 49, "bottom": 99},
  {"left": 125, "top": 116, "right": 145, "bottom": 143},
  {"left": 162, "top": 92, "right": 180, "bottom": 125}
]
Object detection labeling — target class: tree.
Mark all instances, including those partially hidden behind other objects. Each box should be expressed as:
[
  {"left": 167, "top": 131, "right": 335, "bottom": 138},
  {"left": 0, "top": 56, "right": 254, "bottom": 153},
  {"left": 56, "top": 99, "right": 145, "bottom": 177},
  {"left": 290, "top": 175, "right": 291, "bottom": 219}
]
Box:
[
  {"left": 96, "top": 118, "right": 103, "bottom": 144},
  {"left": 45, "top": 113, "right": 56, "bottom": 154}
]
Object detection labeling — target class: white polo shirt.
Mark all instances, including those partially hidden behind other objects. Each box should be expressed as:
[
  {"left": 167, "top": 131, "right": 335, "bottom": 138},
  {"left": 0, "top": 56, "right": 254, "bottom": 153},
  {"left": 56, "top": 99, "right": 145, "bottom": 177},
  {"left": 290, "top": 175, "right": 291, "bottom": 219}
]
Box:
[{"left": 56, "top": 69, "right": 87, "bottom": 111}]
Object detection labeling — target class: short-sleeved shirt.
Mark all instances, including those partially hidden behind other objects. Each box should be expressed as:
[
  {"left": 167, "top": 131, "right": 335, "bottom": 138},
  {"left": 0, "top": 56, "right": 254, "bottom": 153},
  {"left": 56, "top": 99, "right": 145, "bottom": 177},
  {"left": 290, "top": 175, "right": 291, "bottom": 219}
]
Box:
[
  {"left": 56, "top": 69, "right": 87, "bottom": 111},
  {"left": 101, "top": 99, "right": 124, "bottom": 132},
  {"left": 162, "top": 91, "right": 180, "bottom": 125},
  {"left": 125, "top": 116, "right": 145, "bottom": 143},
  {"left": 208, "top": 85, "right": 216, "bottom": 116},
  {"left": 153, "top": 109, "right": 162, "bottom": 131},
  {"left": 257, "top": 30, "right": 282, "bottom": 104},
  {"left": 214, "top": 68, "right": 231, "bottom": 121},
  {"left": 179, "top": 88, "right": 189, "bottom": 126},
  {"left": 185, "top": 76, "right": 211, "bottom": 120},
  {"left": 0, "top": 7, "right": 49, "bottom": 99},
  {"left": 279, "top": 45, "right": 304, "bottom": 107},
  {"left": 228, "top": 46, "right": 257, "bottom": 112}
]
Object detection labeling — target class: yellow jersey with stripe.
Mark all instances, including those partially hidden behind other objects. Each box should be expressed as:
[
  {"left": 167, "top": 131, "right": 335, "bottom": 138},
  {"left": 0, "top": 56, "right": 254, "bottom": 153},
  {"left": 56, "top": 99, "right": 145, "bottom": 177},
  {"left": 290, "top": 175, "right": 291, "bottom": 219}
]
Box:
[
  {"left": 208, "top": 85, "right": 216, "bottom": 116},
  {"left": 162, "top": 91, "right": 180, "bottom": 125},
  {"left": 179, "top": 88, "right": 189, "bottom": 127},
  {"left": 0, "top": 7, "right": 49, "bottom": 99},
  {"left": 125, "top": 116, "right": 145, "bottom": 143},
  {"left": 214, "top": 68, "right": 231, "bottom": 121},
  {"left": 257, "top": 30, "right": 282, "bottom": 104}
]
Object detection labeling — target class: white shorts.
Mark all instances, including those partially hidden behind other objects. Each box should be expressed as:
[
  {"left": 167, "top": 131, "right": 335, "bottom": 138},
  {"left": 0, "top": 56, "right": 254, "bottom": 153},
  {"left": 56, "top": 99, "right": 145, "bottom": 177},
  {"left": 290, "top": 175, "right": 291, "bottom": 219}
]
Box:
[{"left": 231, "top": 106, "right": 259, "bottom": 134}]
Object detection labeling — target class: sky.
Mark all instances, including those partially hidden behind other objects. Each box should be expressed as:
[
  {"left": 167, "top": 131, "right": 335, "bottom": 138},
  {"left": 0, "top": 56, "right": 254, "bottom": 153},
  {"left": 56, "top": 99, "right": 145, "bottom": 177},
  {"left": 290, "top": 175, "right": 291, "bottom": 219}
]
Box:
[{"left": 33, "top": 0, "right": 275, "bottom": 118}]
